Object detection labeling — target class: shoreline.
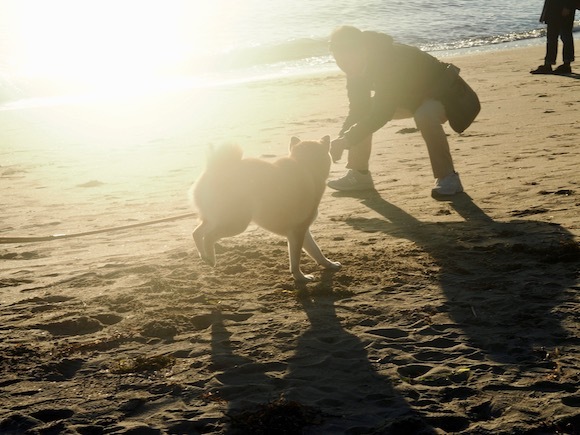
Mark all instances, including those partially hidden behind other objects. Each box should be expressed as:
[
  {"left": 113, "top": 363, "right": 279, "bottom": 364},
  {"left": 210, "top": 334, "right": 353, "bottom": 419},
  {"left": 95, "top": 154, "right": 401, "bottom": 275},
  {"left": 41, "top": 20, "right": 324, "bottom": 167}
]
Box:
[{"left": 0, "top": 35, "right": 568, "bottom": 113}]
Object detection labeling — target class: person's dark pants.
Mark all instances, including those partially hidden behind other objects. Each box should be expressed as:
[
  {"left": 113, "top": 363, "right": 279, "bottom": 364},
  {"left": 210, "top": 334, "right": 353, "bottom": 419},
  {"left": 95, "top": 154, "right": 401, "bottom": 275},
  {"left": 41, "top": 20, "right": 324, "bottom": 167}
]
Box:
[{"left": 545, "top": 12, "right": 575, "bottom": 65}]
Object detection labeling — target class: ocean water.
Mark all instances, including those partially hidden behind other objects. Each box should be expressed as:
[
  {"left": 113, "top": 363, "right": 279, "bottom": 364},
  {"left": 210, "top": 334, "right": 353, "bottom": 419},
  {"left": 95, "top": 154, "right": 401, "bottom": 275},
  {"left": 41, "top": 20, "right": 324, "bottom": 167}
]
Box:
[{"left": 0, "top": 0, "right": 578, "bottom": 106}]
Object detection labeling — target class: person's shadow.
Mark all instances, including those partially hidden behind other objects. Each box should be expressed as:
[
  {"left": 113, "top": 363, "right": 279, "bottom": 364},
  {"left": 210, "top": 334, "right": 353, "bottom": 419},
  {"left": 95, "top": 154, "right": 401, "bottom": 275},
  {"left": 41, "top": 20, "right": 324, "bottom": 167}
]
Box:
[
  {"left": 553, "top": 72, "right": 580, "bottom": 80},
  {"left": 340, "top": 189, "right": 578, "bottom": 364}
]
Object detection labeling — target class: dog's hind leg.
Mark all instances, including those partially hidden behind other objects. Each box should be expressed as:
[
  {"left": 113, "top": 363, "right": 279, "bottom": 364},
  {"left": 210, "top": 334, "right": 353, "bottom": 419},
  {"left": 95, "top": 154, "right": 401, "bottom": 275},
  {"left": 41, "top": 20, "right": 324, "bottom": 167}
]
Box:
[
  {"left": 193, "top": 220, "right": 219, "bottom": 266},
  {"left": 303, "top": 230, "right": 341, "bottom": 271},
  {"left": 199, "top": 213, "right": 252, "bottom": 267},
  {"left": 287, "top": 225, "right": 313, "bottom": 282},
  {"left": 200, "top": 228, "right": 219, "bottom": 267}
]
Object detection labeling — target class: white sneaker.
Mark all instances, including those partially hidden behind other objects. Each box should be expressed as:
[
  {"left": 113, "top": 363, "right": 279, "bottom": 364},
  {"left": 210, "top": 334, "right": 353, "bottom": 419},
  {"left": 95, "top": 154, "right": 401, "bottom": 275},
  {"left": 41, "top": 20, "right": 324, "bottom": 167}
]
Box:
[
  {"left": 432, "top": 172, "right": 463, "bottom": 197},
  {"left": 327, "top": 170, "right": 375, "bottom": 191}
]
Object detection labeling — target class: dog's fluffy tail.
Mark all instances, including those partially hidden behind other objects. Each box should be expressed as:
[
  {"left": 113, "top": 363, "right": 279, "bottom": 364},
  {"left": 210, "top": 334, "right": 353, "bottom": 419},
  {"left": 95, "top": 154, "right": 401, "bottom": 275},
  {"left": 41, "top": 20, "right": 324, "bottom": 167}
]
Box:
[
  {"left": 206, "top": 143, "right": 243, "bottom": 169},
  {"left": 190, "top": 143, "right": 242, "bottom": 211}
]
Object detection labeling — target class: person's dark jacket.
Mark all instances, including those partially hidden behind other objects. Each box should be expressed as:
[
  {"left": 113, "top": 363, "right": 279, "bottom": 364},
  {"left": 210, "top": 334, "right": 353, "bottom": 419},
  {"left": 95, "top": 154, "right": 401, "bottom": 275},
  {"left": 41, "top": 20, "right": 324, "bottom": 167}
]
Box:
[
  {"left": 340, "top": 31, "right": 449, "bottom": 146},
  {"left": 540, "top": 0, "right": 577, "bottom": 23}
]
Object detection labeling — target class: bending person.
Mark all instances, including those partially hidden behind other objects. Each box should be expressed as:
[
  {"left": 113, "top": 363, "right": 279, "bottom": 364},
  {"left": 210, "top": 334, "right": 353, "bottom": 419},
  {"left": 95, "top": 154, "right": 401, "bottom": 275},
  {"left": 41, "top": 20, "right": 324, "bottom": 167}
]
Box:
[{"left": 327, "top": 26, "right": 480, "bottom": 197}]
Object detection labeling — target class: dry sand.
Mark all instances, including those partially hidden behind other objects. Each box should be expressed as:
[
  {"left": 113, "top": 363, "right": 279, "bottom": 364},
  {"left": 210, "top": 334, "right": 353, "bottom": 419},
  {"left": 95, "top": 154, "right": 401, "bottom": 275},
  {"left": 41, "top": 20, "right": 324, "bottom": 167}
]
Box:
[{"left": 1, "top": 43, "right": 579, "bottom": 434}]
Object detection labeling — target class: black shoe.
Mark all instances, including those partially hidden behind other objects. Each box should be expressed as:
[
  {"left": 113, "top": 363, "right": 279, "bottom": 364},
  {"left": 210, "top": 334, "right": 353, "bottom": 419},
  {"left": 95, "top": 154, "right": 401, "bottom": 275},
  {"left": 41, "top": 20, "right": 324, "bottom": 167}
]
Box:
[
  {"left": 553, "top": 63, "right": 572, "bottom": 75},
  {"left": 530, "top": 64, "right": 553, "bottom": 74}
]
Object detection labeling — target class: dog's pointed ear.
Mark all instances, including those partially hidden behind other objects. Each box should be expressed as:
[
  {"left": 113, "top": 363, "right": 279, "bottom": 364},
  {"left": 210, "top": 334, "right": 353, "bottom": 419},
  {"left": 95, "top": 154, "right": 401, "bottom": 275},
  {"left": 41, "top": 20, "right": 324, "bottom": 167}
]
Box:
[
  {"left": 289, "top": 136, "right": 301, "bottom": 151},
  {"left": 321, "top": 135, "right": 331, "bottom": 150}
]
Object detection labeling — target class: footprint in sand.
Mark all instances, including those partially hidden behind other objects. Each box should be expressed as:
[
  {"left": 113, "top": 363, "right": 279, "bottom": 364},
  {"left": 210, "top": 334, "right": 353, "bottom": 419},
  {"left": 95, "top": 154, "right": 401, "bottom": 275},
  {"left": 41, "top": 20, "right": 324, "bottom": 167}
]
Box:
[
  {"left": 468, "top": 399, "right": 504, "bottom": 421},
  {"left": 34, "top": 311, "right": 123, "bottom": 337},
  {"left": 0, "top": 251, "right": 41, "bottom": 260},
  {"left": 441, "top": 386, "right": 479, "bottom": 402},
  {"left": 14, "top": 295, "right": 75, "bottom": 313},
  {"left": 417, "top": 337, "right": 459, "bottom": 349},
  {"left": 366, "top": 327, "right": 409, "bottom": 339},
  {"left": 397, "top": 363, "right": 432, "bottom": 380},
  {"left": 35, "top": 358, "right": 84, "bottom": 381},
  {"left": 141, "top": 320, "right": 178, "bottom": 339},
  {"left": 36, "top": 316, "right": 105, "bottom": 336},
  {"left": 30, "top": 408, "right": 75, "bottom": 423},
  {"left": 92, "top": 313, "right": 123, "bottom": 325},
  {"left": 77, "top": 180, "right": 105, "bottom": 188}
]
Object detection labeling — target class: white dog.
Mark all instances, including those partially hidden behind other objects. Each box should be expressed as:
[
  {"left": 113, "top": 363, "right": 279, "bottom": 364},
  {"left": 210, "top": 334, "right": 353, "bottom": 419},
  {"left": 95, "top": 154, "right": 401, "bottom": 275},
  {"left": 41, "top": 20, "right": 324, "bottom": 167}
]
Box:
[{"left": 192, "top": 136, "right": 341, "bottom": 281}]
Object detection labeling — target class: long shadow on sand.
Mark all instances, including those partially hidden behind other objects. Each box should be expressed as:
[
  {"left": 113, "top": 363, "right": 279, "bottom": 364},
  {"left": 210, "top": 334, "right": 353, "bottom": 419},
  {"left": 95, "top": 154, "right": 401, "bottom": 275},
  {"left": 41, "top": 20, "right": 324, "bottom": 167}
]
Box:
[
  {"left": 207, "top": 191, "right": 578, "bottom": 433},
  {"left": 283, "top": 288, "right": 441, "bottom": 433},
  {"left": 343, "top": 190, "right": 579, "bottom": 364},
  {"left": 211, "top": 290, "right": 441, "bottom": 434}
]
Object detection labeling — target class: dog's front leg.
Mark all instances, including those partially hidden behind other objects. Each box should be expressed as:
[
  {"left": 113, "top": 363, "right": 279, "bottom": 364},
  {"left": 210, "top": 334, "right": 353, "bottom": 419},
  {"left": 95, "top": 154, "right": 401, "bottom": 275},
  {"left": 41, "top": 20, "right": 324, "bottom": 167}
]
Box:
[
  {"left": 287, "top": 228, "right": 313, "bottom": 282},
  {"left": 192, "top": 222, "right": 207, "bottom": 260},
  {"left": 303, "top": 230, "right": 341, "bottom": 270}
]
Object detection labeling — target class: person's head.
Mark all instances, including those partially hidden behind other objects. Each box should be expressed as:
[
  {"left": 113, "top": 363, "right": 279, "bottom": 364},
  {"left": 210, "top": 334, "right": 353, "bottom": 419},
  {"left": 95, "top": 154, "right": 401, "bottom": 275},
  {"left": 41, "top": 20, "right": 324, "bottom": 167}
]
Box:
[{"left": 329, "top": 26, "right": 367, "bottom": 76}]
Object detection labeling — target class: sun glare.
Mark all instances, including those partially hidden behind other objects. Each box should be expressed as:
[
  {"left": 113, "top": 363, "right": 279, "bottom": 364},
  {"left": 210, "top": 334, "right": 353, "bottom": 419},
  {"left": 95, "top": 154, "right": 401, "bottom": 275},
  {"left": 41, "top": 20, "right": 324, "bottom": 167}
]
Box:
[{"left": 3, "top": 0, "right": 235, "bottom": 95}]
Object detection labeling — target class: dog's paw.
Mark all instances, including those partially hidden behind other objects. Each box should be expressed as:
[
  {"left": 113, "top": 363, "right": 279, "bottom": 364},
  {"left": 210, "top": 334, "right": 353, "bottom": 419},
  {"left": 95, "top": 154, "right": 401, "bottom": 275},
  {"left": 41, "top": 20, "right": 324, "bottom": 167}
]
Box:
[
  {"left": 200, "top": 255, "right": 216, "bottom": 267},
  {"left": 325, "top": 261, "right": 342, "bottom": 270},
  {"left": 293, "top": 273, "right": 315, "bottom": 282}
]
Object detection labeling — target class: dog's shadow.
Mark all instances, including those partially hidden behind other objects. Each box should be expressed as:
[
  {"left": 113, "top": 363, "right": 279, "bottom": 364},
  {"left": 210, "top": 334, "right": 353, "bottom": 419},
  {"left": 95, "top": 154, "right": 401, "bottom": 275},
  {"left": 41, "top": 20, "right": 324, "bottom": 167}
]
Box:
[
  {"left": 211, "top": 288, "right": 440, "bottom": 434},
  {"left": 203, "top": 190, "right": 577, "bottom": 432},
  {"left": 336, "top": 189, "right": 578, "bottom": 363}
]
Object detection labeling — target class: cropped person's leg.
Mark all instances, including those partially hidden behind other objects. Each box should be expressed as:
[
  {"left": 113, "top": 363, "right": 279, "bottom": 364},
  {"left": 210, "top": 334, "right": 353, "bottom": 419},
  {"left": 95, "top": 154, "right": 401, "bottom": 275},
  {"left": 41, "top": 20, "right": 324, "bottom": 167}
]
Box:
[
  {"left": 414, "top": 99, "right": 463, "bottom": 196},
  {"left": 327, "top": 135, "right": 374, "bottom": 191}
]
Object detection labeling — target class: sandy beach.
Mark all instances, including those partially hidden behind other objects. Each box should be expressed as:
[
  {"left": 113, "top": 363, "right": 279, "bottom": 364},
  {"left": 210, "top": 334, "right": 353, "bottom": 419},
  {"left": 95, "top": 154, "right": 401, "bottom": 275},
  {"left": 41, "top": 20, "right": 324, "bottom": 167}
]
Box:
[{"left": 1, "top": 42, "right": 579, "bottom": 434}]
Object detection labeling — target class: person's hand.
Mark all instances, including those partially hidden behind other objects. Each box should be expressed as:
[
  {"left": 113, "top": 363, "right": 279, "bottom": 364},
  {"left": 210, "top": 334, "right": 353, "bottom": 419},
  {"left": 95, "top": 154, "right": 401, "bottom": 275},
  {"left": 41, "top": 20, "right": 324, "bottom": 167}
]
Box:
[{"left": 330, "top": 137, "right": 349, "bottom": 162}]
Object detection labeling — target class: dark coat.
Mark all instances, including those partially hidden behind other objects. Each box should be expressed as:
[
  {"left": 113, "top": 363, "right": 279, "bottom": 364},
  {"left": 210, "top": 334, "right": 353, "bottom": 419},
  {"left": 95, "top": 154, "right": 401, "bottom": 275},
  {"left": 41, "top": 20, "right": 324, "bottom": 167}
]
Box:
[
  {"left": 340, "top": 32, "right": 449, "bottom": 145},
  {"left": 540, "top": 0, "right": 577, "bottom": 23}
]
